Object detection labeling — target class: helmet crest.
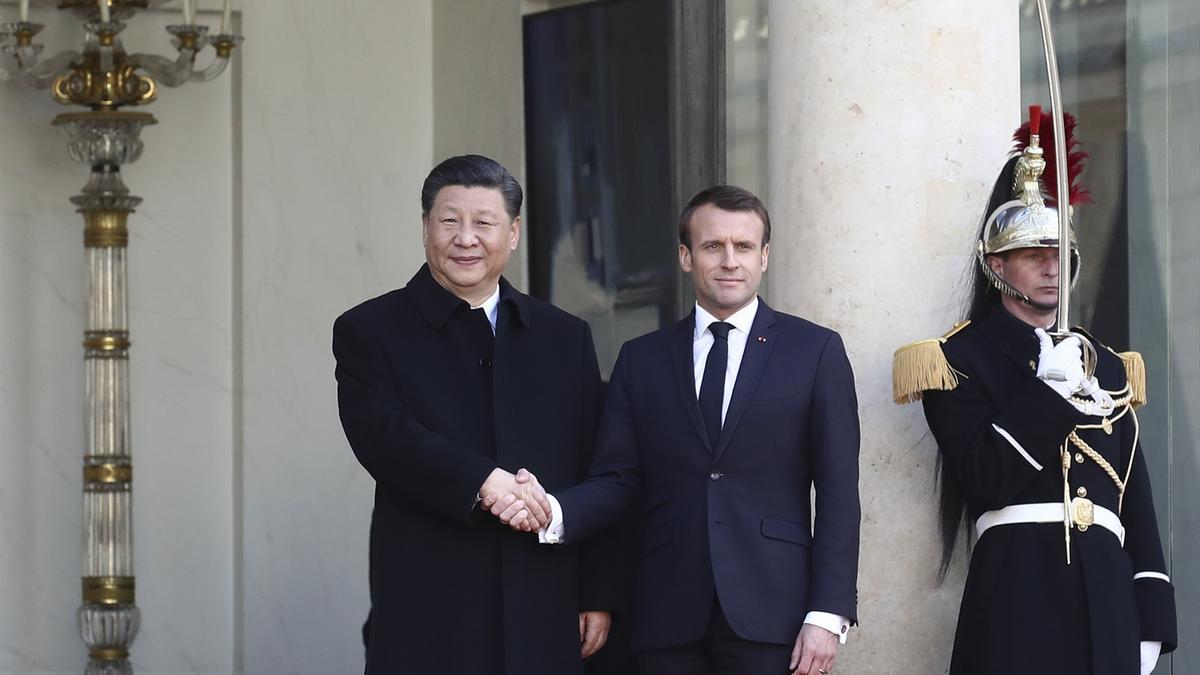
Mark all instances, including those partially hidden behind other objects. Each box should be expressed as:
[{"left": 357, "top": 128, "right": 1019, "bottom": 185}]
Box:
[{"left": 976, "top": 106, "right": 1088, "bottom": 304}]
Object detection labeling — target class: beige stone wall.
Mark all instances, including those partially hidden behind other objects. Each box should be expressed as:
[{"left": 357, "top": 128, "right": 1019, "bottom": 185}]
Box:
[
  {"left": 765, "top": 2, "right": 1020, "bottom": 671},
  {"left": 238, "top": 1, "right": 434, "bottom": 672},
  {"left": 433, "top": 0, "right": 529, "bottom": 290}
]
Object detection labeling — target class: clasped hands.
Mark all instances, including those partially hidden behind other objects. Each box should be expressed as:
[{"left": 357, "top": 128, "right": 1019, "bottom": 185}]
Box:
[{"left": 479, "top": 467, "right": 551, "bottom": 532}]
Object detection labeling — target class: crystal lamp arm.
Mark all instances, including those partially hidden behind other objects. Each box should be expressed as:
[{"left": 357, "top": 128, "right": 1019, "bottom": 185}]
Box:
[
  {"left": 129, "top": 49, "right": 198, "bottom": 87},
  {"left": 2, "top": 46, "right": 82, "bottom": 88}
]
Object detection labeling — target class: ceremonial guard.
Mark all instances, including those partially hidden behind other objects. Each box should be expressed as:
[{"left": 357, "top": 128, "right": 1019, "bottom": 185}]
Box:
[{"left": 892, "top": 103, "right": 1177, "bottom": 675}]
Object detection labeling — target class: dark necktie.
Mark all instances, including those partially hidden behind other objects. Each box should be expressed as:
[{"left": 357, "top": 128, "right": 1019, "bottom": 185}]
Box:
[{"left": 699, "top": 321, "right": 732, "bottom": 449}]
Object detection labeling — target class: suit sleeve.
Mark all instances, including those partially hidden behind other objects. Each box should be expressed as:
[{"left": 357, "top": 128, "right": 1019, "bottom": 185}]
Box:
[
  {"left": 806, "top": 332, "right": 862, "bottom": 622},
  {"left": 556, "top": 343, "right": 644, "bottom": 542},
  {"left": 1120, "top": 417, "right": 1177, "bottom": 652},
  {"left": 333, "top": 313, "right": 496, "bottom": 525},
  {"left": 576, "top": 323, "right": 623, "bottom": 612},
  {"left": 921, "top": 358, "right": 1083, "bottom": 511}
]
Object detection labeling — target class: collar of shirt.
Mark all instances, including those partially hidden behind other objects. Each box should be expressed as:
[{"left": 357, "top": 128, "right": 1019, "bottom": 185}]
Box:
[
  {"left": 693, "top": 297, "right": 758, "bottom": 341},
  {"left": 472, "top": 285, "right": 501, "bottom": 334}
]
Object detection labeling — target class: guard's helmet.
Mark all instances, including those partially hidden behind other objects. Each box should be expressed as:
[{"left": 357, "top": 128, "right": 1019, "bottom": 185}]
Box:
[{"left": 977, "top": 106, "right": 1091, "bottom": 303}]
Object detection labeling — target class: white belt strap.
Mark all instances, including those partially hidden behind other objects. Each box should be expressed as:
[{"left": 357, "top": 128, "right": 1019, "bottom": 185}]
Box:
[{"left": 976, "top": 502, "right": 1124, "bottom": 546}]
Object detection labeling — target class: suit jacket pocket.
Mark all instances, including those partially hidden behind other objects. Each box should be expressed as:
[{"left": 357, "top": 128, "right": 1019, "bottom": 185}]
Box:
[
  {"left": 752, "top": 384, "right": 798, "bottom": 401},
  {"left": 761, "top": 516, "right": 812, "bottom": 547}
]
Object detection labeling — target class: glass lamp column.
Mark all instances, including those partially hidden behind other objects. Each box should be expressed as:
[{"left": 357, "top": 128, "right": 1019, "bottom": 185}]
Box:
[{"left": 54, "top": 110, "right": 157, "bottom": 674}]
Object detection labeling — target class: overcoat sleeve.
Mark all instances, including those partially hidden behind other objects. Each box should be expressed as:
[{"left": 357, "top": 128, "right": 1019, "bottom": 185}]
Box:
[
  {"left": 921, "top": 366, "right": 1083, "bottom": 511},
  {"left": 333, "top": 313, "right": 497, "bottom": 525},
  {"left": 1119, "top": 416, "right": 1178, "bottom": 652},
  {"left": 806, "top": 332, "right": 861, "bottom": 621}
]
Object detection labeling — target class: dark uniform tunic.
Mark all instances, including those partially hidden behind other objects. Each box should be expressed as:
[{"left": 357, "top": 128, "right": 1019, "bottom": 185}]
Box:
[
  {"left": 334, "top": 265, "right": 616, "bottom": 675},
  {"left": 921, "top": 307, "right": 1176, "bottom": 675}
]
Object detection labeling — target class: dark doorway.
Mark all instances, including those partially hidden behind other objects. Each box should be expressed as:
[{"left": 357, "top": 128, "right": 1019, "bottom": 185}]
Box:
[{"left": 524, "top": 0, "right": 677, "bottom": 378}]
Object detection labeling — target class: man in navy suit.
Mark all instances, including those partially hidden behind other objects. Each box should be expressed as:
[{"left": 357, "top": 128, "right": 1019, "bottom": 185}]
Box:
[{"left": 491, "top": 186, "right": 861, "bottom": 675}]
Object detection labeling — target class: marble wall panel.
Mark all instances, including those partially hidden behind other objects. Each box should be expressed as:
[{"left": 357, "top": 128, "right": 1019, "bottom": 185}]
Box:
[{"left": 237, "top": 1, "right": 433, "bottom": 673}]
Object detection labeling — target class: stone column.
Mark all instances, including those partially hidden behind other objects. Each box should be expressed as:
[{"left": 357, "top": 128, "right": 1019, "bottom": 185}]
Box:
[{"left": 766, "top": 2, "right": 1018, "bottom": 671}]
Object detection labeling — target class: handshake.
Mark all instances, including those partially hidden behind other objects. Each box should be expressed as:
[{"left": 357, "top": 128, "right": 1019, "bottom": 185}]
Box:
[{"left": 479, "top": 467, "right": 553, "bottom": 532}]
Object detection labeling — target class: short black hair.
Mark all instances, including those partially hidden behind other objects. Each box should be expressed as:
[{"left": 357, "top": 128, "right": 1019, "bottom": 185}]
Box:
[
  {"left": 421, "top": 154, "right": 523, "bottom": 220},
  {"left": 678, "top": 185, "right": 772, "bottom": 249}
]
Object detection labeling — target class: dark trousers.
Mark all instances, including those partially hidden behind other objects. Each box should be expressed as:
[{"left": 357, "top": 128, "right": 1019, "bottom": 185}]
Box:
[{"left": 637, "top": 598, "right": 792, "bottom": 675}]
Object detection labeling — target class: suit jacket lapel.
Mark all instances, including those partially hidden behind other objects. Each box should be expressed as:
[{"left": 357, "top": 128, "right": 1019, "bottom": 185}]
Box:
[
  {"left": 714, "top": 301, "right": 778, "bottom": 462},
  {"left": 671, "top": 311, "right": 712, "bottom": 452}
]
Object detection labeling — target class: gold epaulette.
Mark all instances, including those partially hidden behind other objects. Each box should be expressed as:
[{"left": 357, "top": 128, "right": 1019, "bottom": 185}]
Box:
[
  {"left": 1117, "top": 351, "right": 1147, "bottom": 409},
  {"left": 892, "top": 320, "right": 969, "bottom": 405}
]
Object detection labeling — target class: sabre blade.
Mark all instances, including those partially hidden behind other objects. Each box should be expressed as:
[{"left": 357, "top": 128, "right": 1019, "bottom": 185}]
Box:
[{"left": 1035, "top": 0, "right": 1072, "bottom": 330}]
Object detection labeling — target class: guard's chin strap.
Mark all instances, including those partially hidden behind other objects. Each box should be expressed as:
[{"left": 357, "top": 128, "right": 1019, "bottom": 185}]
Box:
[
  {"left": 984, "top": 261, "right": 1059, "bottom": 314},
  {"left": 1021, "top": 296, "right": 1058, "bottom": 314}
]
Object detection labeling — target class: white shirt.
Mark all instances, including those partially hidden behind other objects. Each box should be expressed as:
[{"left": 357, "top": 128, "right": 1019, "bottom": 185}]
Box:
[
  {"left": 472, "top": 285, "right": 500, "bottom": 334},
  {"left": 543, "top": 298, "right": 850, "bottom": 643}
]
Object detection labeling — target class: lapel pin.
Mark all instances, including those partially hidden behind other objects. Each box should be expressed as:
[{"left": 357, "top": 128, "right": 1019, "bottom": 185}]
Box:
[{"left": 757, "top": 336, "right": 767, "bottom": 343}]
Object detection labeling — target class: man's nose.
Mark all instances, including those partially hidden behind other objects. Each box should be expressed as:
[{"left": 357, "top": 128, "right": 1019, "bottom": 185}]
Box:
[
  {"left": 721, "top": 246, "right": 739, "bottom": 268},
  {"left": 453, "top": 223, "right": 480, "bottom": 247}
]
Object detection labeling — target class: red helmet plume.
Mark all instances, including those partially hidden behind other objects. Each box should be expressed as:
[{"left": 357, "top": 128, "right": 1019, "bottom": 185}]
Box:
[{"left": 1012, "top": 109, "right": 1093, "bottom": 207}]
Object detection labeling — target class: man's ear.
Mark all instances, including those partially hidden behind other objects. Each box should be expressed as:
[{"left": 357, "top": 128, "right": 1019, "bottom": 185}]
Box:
[
  {"left": 986, "top": 254, "right": 1005, "bottom": 278},
  {"left": 509, "top": 216, "right": 521, "bottom": 251},
  {"left": 678, "top": 243, "right": 693, "bottom": 273}
]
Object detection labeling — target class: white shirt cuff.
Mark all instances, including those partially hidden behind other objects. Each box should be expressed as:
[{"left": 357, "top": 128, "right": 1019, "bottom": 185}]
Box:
[
  {"left": 538, "top": 493, "right": 565, "bottom": 544},
  {"left": 1140, "top": 640, "right": 1162, "bottom": 675},
  {"left": 992, "top": 423, "right": 1044, "bottom": 471},
  {"left": 803, "top": 611, "right": 850, "bottom": 645}
]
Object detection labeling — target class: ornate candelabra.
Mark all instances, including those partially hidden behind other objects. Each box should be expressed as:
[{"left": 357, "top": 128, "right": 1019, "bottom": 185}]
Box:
[{"left": 1, "top": 2, "right": 241, "bottom": 672}]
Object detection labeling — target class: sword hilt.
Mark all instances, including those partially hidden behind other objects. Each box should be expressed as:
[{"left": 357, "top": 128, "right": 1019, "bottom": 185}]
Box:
[{"left": 1050, "top": 329, "right": 1098, "bottom": 381}]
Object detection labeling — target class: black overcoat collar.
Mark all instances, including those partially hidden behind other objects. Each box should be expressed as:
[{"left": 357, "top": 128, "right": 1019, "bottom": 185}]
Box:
[
  {"left": 406, "top": 263, "right": 532, "bottom": 332},
  {"left": 979, "top": 305, "right": 1043, "bottom": 373}
]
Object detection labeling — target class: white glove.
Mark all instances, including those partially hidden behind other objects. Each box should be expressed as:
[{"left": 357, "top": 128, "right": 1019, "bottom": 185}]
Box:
[
  {"left": 1140, "top": 640, "right": 1161, "bottom": 675},
  {"left": 1035, "top": 328, "right": 1085, "bottom": 399},
  {"left": 1078, "top": 375, "right": 1114, "bottom": 407},
  {"left": 1063, "top": 375, "right": 1116, "bottom": 416}
]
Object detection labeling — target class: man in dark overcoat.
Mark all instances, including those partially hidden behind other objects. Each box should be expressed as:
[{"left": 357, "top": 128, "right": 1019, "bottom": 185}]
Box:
[
  {"left": 333, "top": 155, "right": 615, "bottom": 674},
  {"left": 893, "top": 111, "right": 1177, "bottom": 675}
]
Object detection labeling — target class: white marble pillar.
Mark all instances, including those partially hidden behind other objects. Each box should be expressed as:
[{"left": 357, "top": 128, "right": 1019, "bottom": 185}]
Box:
[{"left": 766, "top": 2, "right": 1019, "bottom": 671}]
